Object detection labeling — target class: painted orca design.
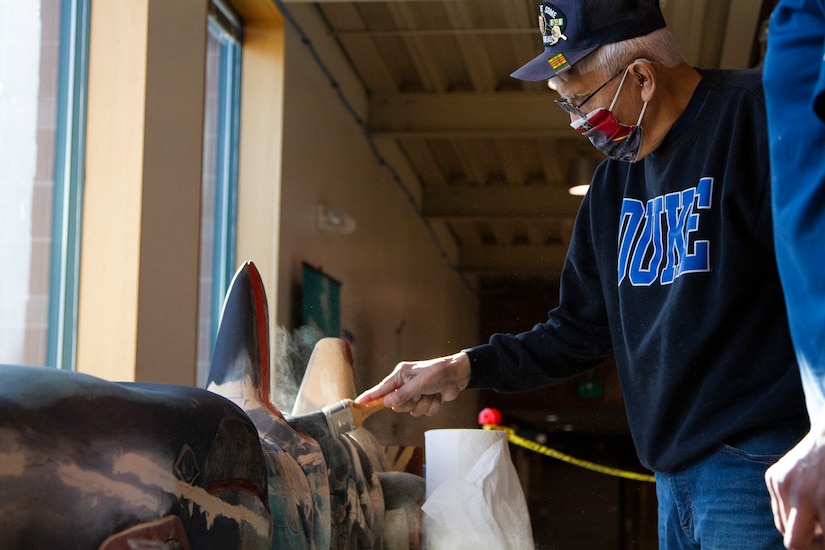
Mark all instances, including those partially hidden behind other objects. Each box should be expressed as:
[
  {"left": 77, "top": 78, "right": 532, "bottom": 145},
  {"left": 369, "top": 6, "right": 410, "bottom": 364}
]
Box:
[
  {"left": 0, "top": 364, "right": 271, "bottom": 549},
  {"left": 0, "top": 261, "right": 423, "bottom": 549}
]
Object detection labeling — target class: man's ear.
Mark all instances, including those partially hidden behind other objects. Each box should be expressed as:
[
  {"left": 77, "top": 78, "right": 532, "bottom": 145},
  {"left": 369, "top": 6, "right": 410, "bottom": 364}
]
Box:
[{"left": 632, "top": 60, "right": 656, "bottom": 102}]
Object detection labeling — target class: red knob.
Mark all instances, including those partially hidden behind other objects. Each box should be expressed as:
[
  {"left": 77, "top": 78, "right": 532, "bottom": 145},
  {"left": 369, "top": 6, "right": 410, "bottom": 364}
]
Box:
[{"left": 478, "top": 407, "right": 502, "bottom": 426}]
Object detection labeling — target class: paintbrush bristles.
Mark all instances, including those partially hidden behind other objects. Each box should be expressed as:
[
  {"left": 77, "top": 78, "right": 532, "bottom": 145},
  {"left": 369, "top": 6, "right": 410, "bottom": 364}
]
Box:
[{"left": 321, "top": 397, "right": 386, "bottom": 436}]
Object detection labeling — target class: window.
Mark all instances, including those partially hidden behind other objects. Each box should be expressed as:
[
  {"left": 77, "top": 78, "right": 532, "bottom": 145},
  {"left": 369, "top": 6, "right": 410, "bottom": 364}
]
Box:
[
  {"left": 0, "top": 0, "right": 90, "bottom": 369},
  {"left": 197, "top": 0, "right": 243, "bottom": 387}
]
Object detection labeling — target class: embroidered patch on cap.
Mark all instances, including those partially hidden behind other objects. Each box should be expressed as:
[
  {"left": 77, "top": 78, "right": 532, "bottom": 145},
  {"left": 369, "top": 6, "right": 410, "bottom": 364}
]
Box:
[
  {"left": 540, "top": 3, "right": 569, "bottom": 47},
  {"left": 548, "top": 53, "right": 569, "bottom": 71}
]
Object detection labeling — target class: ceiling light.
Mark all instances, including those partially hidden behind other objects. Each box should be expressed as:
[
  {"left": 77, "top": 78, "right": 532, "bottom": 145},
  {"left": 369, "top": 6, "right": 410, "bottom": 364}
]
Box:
[
  {"left": 567, "top": 156, "right": 600, "bottom": 197},
  {"left": 568, "top": 184, "right": 590, "bottom": 196}
]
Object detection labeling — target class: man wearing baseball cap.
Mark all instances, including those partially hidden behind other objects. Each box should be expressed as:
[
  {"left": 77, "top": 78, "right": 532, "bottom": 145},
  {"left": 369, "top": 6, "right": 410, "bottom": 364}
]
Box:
[{"left": 358, "top": 1, "right": 808, "bottom": 547}]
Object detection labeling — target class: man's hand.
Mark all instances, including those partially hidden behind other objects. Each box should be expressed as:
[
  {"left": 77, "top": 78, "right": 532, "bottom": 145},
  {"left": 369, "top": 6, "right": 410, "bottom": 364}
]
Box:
[
  {"left": 355, "top": 352, "right": 471, "bottom": 417},
  {"left": 766, "top": 409, "right": 825, "bottom": 549}
]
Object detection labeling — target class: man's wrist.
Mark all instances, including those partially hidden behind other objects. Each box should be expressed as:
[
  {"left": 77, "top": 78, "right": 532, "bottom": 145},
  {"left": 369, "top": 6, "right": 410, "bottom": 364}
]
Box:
[{"left": 448, "top": 351, "right": 471, "bottom": 391}]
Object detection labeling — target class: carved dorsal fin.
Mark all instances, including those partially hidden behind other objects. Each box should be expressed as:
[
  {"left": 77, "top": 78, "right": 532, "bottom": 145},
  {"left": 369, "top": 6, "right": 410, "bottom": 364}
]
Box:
[{"left": 207, "top": 261, "right": 281, "bottom": 417}]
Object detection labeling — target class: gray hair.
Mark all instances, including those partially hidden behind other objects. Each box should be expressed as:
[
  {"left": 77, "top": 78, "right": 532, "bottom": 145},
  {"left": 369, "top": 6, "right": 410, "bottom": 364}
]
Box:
[{"left": 551, "top": 27, "right": 685, "bottom": 83}]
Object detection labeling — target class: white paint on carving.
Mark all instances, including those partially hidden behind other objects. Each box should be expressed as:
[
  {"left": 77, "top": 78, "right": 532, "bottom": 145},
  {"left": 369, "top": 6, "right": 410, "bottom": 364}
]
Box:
[
  {"left": 57, "top": 461, "right": 161, "bottom": 511},
  {"left": 208, "top": 376, "right": 262, "bottom": 412},
  {"left": 0, "top": 429, "right": 25, "bottom": 477},
  {"left": 0, "top": 435, "right": 268, "bottom": 539},
  {"left": 0, "top": 451, "right": 25, "bottom": 477},
  {"left": 113, "top": 452, "right": 270, "bottom": 536}
]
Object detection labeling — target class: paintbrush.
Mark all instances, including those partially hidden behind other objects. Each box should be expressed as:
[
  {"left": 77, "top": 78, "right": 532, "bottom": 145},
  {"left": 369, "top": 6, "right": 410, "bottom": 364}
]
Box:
[
  {"left": 287, "top": 397, "right": 386, "bottom": 440},
  {"left": 321, "top": 397, "right": 386, "bottom": 436}
]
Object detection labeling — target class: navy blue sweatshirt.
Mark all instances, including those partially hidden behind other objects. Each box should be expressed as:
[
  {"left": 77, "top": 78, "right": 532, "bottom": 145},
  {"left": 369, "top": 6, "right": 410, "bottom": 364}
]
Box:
[{"left": 465, "top": 68, "right": 809, "bottom": 472}]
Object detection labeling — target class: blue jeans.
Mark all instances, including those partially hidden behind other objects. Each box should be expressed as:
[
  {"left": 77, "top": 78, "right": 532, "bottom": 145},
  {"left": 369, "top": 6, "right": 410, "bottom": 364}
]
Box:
[{"left": 656, "top": 427, "right": 804, "bottom": 549}]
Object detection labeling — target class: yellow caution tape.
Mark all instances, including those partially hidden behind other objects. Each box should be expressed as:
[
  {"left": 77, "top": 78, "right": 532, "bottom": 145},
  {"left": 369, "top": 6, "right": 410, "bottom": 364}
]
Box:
[{"left": 483, "top": 424, "right": 656, "bottom": 483}]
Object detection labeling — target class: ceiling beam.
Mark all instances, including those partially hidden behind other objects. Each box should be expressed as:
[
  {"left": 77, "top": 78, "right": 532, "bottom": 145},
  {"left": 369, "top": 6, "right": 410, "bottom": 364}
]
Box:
[
  {"left": 368, "top": 91, "right": 571, "bottom": 136},
  {"left": 422, "top": 185, "right": 583, "bottom": 220},
  {"left": 387, "top": 3, "right": 450, "bottom": 92},
  {"left": 321, "top": 4, "right": 400, "bottom": 94},
  {"left": 444, "top": 2, "right": 498, "bottom": 92}
]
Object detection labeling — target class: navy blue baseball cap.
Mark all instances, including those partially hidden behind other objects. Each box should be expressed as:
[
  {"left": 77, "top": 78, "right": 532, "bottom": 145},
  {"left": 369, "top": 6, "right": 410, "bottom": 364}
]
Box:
[{"left": 511, "top": 0, "right": 667, "bottom": 81}]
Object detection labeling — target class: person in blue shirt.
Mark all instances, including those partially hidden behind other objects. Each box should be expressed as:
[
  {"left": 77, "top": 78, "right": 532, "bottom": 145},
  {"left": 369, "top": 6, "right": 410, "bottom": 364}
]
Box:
[
  {"left": 763, "top": 1, "right": 825, "bottom": 548},
  {"left": 360, "top": 1, "right": 809, "bottom": 548}
]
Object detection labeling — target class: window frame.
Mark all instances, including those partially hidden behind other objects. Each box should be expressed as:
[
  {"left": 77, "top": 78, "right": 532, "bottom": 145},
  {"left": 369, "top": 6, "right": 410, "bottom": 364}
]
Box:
[
  {"left": 198, "top": 0, "right": 243, "bottom": 384},
  {"left": 46, "top": 0, "right": 91, "bottom": 371}
]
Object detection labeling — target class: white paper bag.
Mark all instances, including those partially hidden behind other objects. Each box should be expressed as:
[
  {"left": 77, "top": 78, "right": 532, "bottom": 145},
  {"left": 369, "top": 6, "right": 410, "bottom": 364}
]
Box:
[{"left": 423, "top": 429, "right": 534, "bottom": 549}]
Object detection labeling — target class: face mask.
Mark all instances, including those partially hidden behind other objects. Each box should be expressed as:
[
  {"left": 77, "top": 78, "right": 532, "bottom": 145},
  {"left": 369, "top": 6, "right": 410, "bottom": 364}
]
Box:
[{"left": 570, "top": 66, "right": 649, "bottom": 163}]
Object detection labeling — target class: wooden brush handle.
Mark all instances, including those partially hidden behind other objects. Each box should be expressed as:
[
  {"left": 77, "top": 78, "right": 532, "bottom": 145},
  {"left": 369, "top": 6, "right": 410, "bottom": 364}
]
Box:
[{"left": 349, "top": 397, "right": 385, "bottom": 427}]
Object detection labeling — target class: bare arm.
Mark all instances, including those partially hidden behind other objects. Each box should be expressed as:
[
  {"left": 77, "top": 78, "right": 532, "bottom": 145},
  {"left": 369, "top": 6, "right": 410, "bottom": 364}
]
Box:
[
  {"left": 766, "top": 407, "right": 825, "bottom": 549},
  {"left": 355, "top": 351, "right": 471, "bottom": 417}
]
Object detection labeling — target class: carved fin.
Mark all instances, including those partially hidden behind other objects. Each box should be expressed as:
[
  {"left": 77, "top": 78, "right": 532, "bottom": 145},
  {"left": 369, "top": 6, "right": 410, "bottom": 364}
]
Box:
[{"left": 207, "top": 261, "right": 280, "bottom": 417}]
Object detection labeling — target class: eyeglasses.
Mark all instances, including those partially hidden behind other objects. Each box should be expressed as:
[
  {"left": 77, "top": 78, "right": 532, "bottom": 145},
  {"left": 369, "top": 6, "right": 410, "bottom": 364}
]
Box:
[{"left": 554, "top": 68, "right": 626, "bottom": 119}]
